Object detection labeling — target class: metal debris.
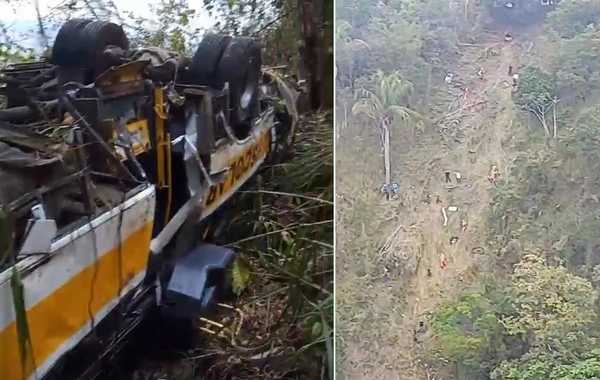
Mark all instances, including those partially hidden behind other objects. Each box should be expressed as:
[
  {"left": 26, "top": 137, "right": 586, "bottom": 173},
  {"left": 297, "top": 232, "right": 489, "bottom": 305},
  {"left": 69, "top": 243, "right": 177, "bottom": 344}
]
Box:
[{"left": 442, "top": 207, "right": 448, "bottom": 226}]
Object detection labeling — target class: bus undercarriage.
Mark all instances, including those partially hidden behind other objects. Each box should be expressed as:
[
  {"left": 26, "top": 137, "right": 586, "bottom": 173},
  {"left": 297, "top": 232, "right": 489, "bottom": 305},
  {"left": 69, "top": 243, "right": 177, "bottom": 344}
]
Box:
[{"left": 0, "top": 19, "right": 297, "bottom": 380}]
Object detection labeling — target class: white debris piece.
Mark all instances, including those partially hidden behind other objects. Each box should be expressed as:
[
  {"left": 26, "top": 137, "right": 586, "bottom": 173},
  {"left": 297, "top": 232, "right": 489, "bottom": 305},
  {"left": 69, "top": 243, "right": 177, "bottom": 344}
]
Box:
[
  {"left": 442, "top": 207, "right": 449, "bottom": 226},
  {"left": 455, "top": 171, "right": 462, "bottom": 182}
]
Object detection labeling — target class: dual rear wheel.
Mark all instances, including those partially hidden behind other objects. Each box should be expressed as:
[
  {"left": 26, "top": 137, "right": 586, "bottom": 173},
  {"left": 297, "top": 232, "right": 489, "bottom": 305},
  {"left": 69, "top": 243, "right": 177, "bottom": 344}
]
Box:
[
  {"left": 51, "top": 20, "right": 262, "bottom": 129},
  {"left": 187, "top": 34, "right": 263, "bottom": 128}
]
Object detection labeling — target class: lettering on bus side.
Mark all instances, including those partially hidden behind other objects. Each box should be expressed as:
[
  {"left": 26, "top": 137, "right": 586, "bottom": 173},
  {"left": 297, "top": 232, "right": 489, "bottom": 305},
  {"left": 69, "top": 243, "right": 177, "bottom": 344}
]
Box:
[{"left": 204, "top": 132, "right": 271, "bottom": 208}]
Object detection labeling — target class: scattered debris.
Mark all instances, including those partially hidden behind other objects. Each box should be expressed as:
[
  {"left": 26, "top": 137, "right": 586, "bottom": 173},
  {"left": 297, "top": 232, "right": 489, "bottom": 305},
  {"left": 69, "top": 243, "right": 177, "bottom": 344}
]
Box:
[
  {"left": 436, "top": 193, "right": 442, "bottom": 204},
  {"left": 469, "top": 150, "right": 476, "bottom": 163},
  {"left": 461, "top": 219, "right": 468, "bottom": 232},
  {"left": 444, "top": 73, "right": 454, "bottom": 84},
  {"left": 450, "top": 236, "right": 459, "bottom": 245},
  {"left": 378, "top": 224, "right": 406, "bottom": 258},
  {"left": 383, "top": 266, "right": 391, "bottom": 283},
  {"left": 472, "top": 247, "right": 485, "bottom": 255},
  {"left": 442, "top": 207, "right": 449, "bottom": 226},
  {"left": 477, "top": 67, "right": 485, "bottom": 79},
  {"left": 440, "top": 253, "right": 447, "bottom": 269}
]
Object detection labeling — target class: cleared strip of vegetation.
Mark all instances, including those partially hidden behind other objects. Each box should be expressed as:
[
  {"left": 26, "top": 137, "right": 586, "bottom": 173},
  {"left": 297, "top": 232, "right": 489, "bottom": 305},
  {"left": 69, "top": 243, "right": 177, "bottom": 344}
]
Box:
[{"left": 337, "top": 0, "right": 600, "bottom": 379}]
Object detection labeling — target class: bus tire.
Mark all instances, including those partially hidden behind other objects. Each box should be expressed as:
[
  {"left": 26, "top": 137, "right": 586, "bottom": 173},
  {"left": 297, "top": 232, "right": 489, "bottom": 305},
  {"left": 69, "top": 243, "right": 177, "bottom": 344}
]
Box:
[
  {"left": 187, "top": 34, "right": 232, "bottom": 88},
  {"left": 51, "top": 19, "right": 93, "bottom": 67},
  {"left": 51, "top": 19, "right": 128, "bottom": 72},
  {"left": 216, "top": 37, "right": 262, "bottom": 127}
]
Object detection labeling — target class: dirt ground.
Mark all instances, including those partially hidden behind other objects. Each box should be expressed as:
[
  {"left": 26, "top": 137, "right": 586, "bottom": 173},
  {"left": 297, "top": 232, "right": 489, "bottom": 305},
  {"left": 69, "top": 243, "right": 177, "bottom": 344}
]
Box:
[{"left": 336, "top": 33, "right": 533, "bottom": 379}]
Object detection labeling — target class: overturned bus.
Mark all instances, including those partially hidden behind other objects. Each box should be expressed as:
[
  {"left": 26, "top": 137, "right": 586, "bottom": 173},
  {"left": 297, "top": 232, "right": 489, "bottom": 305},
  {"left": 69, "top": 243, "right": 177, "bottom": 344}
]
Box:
[{"left": 0, "top": 19, "right": 298, "bottom": 380}]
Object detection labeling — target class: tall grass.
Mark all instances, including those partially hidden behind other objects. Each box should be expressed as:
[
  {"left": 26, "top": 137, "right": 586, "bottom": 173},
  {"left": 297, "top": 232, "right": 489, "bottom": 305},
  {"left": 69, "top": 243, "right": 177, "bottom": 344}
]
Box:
[{"left": 202, "top": 111, "right": 333, "bottom": 380}]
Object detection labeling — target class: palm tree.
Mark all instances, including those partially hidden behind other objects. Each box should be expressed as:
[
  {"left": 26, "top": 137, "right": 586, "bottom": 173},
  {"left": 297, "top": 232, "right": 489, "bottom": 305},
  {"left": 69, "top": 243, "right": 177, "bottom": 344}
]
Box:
[
  {"left": 351, "top": 70, "right": 424, "bottom": 192},
  {"left": 335, "top": 20, "right": 352, "bottom": 42}
]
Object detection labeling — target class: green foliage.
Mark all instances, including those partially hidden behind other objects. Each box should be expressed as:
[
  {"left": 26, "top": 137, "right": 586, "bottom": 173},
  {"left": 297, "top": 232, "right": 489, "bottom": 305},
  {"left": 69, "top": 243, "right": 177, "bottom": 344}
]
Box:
[
  {"left": 492, "top": 351, "right": 600, "bottom": 380},
  {"left": 231, "top": 257, "right": 251, "bottom": 296},
  {"left": 552, "top": 28, "right": 600, "bottom": 97},
  {"left": 513, "top": 66, "right": 556, "bottom": 111},
  {"left": 352, "top": 70, "right": 424, "bottom": 130},
  {"left": 361, "top": 13, "right": 429, "bottom": 79},
  {"left": 562, "top": 104, "right": 600, "bottom": 173},
  {"left": 220, "top": 112, "right": 333, "bottom": 379},
  {"left": 336, "top": 0, "right": 469, "bottom": 104},
  {"left": 145, "top": 0, "right": 198, "bottom": 53},
  {"left": 480, "top": 4, "right": 600, "bottom": 368},
  {"left": 502, "top": 255, "right": 596, "bottom": 348},
  {"left": 430, "top": 255, "right": 600, "bottom": 380},
  {"left": 339, "top": 1, "right": 600, "bottom": 380},
  {"left": 547, "top": 0, "right": 600, "bottom": 39},
  {"left": 11, "top": 265, "right": 34, "bottom": 378},
  {"left": 201, "top": 0, "right": 280, "bottom": 36},
  {"left": 0, "top": 208, "right": 14, "bottom": 267},
  {"left": 430, "top": 291, "right": 504, "bottom": 374}
]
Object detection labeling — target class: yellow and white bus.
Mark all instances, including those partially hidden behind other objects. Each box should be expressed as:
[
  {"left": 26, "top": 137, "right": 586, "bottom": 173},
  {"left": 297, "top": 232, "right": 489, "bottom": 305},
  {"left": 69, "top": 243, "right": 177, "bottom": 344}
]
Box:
[{"left": 0, "top": 19, "right": 297, "bottom": 380}]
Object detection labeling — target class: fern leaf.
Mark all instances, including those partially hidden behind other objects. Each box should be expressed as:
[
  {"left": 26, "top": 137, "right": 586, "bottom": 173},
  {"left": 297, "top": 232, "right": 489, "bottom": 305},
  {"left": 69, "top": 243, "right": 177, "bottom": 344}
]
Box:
[{"left": 231, "top": 257, "right": 251, "bottom": 296}]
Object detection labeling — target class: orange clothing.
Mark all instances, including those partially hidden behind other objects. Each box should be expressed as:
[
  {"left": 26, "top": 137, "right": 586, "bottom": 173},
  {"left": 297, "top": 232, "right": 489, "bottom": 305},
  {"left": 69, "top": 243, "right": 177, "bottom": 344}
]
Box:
[{"left": 440, "top": 254, "right": 447, "bottom": 269}]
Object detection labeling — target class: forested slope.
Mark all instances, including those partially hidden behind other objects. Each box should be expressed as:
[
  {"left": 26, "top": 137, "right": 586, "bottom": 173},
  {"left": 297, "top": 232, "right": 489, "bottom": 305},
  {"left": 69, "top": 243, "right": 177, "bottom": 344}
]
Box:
[{"left": 336, "top": 0, "right": 600, "bottom": 379}]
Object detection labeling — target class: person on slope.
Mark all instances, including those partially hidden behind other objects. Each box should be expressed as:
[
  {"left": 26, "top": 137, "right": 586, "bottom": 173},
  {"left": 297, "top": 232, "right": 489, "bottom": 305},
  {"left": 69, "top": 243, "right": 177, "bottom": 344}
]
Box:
[
  {"left": 489, "top": 165, "right": 501, "bottom": 183},
  {"left": 380, "top": 183, "right": 390, "bottom": 200},
  {"left": 391, "top": 181, "right": 399, "bottom": 198}
]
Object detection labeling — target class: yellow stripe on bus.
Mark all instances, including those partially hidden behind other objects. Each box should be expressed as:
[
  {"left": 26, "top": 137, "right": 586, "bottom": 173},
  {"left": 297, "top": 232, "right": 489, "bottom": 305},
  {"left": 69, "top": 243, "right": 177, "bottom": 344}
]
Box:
[
  {"left": 0, "top": 222, "right": 153, "bottom": 380},
  {"left": 204, "top": 131, "right": 271, "bottom": 208}
]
